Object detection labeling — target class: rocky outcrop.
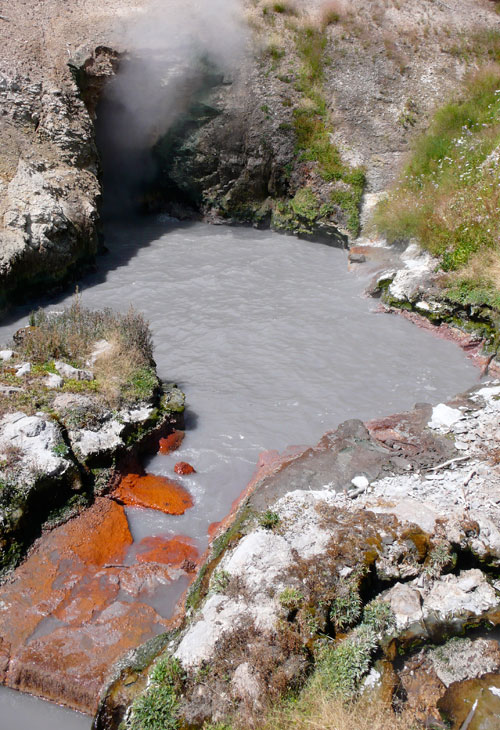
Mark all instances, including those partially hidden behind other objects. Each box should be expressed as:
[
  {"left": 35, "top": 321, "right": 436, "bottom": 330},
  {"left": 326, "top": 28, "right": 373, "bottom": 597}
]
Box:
[
  {"left": 95, "top": 381, "right": 500, "bottom": 729},
  {"left": 368, "top": 242, "right": 500, "bottom": 371}
]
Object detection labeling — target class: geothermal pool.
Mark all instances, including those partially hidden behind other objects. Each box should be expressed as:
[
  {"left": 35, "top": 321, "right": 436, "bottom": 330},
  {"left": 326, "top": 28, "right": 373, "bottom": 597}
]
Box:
[{"left": 0, "top": 220, "right": 478, "bottom": 728}]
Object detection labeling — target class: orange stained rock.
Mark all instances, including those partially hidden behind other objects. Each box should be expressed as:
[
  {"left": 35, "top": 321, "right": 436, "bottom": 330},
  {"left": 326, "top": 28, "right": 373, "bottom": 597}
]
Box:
[
  {"left": 136, "top": 535, "right": 199, "bottom": 567},
  {"left": 112, "top": 473, "right": 194, "bottom": 515},
  {"left": 174, "top": 461, "right": 196, "bottom": 475},
  {"left": 208, "top": 520, "right": 222, "bottom": 540},
  {"left": 54, "top": 571, "right": 121, "bottom": 625},
  {"left": 0, "top": 499, "right": 132, "bottom": 681},
  {"left": 7, "top": 601, "right": 173, "bottom": 714},
  {"left": 158, "top": 429, "right": 185, "bottom": 454}
]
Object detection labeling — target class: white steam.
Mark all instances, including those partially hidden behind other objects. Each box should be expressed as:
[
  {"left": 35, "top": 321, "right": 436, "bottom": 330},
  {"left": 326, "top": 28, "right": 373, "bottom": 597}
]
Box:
[{"left": 97, "top": 0, "right": 248, "bottom": 213}]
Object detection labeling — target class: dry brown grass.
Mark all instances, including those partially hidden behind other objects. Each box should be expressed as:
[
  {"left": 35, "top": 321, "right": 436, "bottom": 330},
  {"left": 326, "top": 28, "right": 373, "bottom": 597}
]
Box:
[
  {"left": 450, "top": 245, "right": 500, "bottom": 294},
  {"left": 250, "top": 687, "right": 410, "bottom": 730},
  {"left": 318, "top": 0, "right": 346, "bottom": 28}
]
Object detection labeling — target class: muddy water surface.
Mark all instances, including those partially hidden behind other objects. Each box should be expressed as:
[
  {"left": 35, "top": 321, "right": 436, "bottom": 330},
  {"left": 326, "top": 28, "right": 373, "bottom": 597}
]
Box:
[{"left": 0, "top": 221, "right": 478, "bottom": 728}]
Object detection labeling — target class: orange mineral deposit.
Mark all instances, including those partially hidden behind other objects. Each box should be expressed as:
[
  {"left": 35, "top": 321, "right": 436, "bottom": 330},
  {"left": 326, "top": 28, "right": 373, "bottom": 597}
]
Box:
[
  {"left": 112, "top": 473, "right": 194, "bottom": 515},
  {"left": 174, "top": 461, "right": 196, "bottom": 475},
  {"left": 136, "top": 535, "right": 199, "bottom": 567},
  {"left": 158, "top": 430, "right": 185, "bottom": 454}
]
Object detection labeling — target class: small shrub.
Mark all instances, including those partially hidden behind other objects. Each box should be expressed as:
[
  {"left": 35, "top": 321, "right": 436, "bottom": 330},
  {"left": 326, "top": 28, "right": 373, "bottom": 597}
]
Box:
[
  {"left": 424, "top": 541, "right": 457, "bottom": 578},
  {"left": 258, "top": 510, "right": 280, "bottom": 529},
  {"left": 279, "top": 587, "right": 304, "bottom": 611},
  {"left": 314, "top": 625, "right": 378, "bottom": 697},
  {"left": 51, "top": 442, "right": 70, "bottom": 458},
  {"left": 362, "top": 600, "right": 395, "bottom": 635},
  {"left": 291, "top": 187, "right": 319, "bottom": 222},
  {"left": 329, "top": 577, "right": 362, "bottom": 632}
]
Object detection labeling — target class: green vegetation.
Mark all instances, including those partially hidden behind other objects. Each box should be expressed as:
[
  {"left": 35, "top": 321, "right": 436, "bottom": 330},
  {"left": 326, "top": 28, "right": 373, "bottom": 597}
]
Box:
[
  {"left": 211, "top": 569, "right": 231, "bottom": 594},
  {"left": 258, "top": 509, "right": 280, "bottom": 529},
  {"left": 374, "top": 65, "right": 500, "bottom": 309},
  {"left": 129, "top": 657, "right": 183, "bottom": 730},
  {"left": 3, "top": 296, "right": 158, "bottom": 409},
  {"left": 279, "top": 587, "right": 304, "bottom": 611},
  {"left": 362, "top": 600, "right": 395, "bottom": 635},
  {"left": 23, "top": 296, "right": 153, "bottom": 366},
  {"left": 312, "top": 625, "right": 378, "bottom": 697},
  {"left": 291, "top": 187, "right": 319, "bottom": 222},
  {"left": 329, "top": 577, "right": 362, "bottom": 632}
]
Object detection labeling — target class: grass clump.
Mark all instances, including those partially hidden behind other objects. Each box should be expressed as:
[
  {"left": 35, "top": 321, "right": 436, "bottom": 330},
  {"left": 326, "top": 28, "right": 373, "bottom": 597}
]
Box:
[
  {"left": 23, "top": 295, "right": 153, "bottom": 366},
  {"left": 258, "top": 510, "right": 280, "bottom": 529},
  {"left": 374, "top": 66, "right": 500, "bottom": 306},
  {"left": 313, "top": 625, "right": 378, "bottom": 697},
  {"left": 15, "top": 296, "right": 158, "bottom": 408},
  {"left": 279, "top": 587, "right": 304, "bottom": 611},
  {"left": 129, "top": 657, "right": 183, "bottom": 730}
]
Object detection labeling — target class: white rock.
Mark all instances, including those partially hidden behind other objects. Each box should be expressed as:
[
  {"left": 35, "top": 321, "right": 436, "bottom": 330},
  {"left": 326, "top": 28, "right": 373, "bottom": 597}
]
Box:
[
  {"left": 224, "top": 530, "right": 294, "bottom": 594},
  {"left": 430, "top": 638, "right": 500, "bottom": 687},
  {"left": 351, "top": 475, "right": 369, "bottom": 489},
  {"left": 15, "top": 363, "right": 31, "bottom": 377},
  {"left": 384, "top": 583, "right": 423, "bottom": 631},
  {"left": 416, "top": 301, "right": 430, "bottom": 311},
  {"left": 0, "top": 350, "right": 15, "bottom": 361},
  {"left": 476, "top": 385, "right": 500, "bottom": 401},
  {"left": 424, "top": 569, "right": 498, "bottom": 620},
  {"left": 368, "top": 498, "right": 438, "bottom": 534},
  {"left": 54, "top": 360, "right": 93, "bottom": 381},
  {"left": 428, "top": 403, "right": 463, "bottom": 430},
  {"left": 45, "top": 373, "right": 63, "bottom": 389},
  {"left": 0, "top": 411, "right": 70, "bottom": 480},
  {"left": 175, "top": 595, "right": 248, "bottom": 668},
  {"left": 231, "top": 662, "right": 261, "bottom": 703},
  {"left": 362, "top": 668, "right": 381, "bottom": 690},
  {"left": 69, "top": 420, "right": 125, "bottom": 459}
]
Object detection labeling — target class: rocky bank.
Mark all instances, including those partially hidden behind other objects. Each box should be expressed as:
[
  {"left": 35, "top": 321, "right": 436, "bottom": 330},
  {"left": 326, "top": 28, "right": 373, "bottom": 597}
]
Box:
[{"left": 96, "top": 381, "right": 500, "bottom": 730}]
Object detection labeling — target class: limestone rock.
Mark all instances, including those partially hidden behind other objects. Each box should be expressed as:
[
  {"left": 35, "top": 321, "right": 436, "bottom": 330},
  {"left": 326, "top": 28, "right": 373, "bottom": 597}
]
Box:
[
  {"left": 430, "top": 637, "right": 500, "bottom": 688},
  {"left": 427, "top": 403, "right": 463, "bottom": 430},
  {"left": 424, "top": 569, "right": 498, "bottom": 621},
  {"left": 0, "top": 411, "right": 72, "bottom": 481},
  {"left": 54, "top": 360, "right": 94, "bottom": 381},
  {"left": 231, "top": 662, "right": 261, "bottom": 705},
  {"left": 384, "top": 583, "right": 423, "bottom": 631},
  {"left": 15, "top": 363, "right": 30, "bottom": 377},
  {"left": 45, "top": 373, "right": 63, "bottom": 389}
]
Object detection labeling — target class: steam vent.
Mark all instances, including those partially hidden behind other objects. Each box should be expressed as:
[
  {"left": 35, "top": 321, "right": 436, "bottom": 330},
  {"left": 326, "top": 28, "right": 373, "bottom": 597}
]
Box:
[{"left": 1, "top": 1, "right": 500, "bottom": 730}]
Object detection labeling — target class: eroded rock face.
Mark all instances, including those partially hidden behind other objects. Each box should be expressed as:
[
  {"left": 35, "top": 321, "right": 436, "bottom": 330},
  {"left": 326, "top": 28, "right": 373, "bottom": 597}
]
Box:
[{"left": 0, "top": 76, "right": 100, "bottom": 308}]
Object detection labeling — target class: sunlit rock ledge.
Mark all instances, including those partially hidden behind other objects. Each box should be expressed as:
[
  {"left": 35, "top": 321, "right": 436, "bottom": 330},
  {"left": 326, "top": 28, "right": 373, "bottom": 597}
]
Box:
[{"left": 97, "top": 382, "right": 500, "bottom": 729}]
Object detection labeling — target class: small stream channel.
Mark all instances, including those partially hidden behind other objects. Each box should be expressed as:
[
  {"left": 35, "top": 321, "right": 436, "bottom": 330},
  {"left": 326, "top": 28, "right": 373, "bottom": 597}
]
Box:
[{"left": 0, "top": 219, "right": 478, "bottom": 728}]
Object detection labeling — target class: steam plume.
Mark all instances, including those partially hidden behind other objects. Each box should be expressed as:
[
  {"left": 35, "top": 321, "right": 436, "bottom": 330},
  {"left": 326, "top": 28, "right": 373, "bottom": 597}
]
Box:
[{"left": 96, "top": 0, "right": 247, "bottom": 216}]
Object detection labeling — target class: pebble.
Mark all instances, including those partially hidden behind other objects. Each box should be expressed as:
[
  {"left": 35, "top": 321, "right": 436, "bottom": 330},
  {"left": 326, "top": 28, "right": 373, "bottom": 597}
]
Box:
[{"left": 15, "top": 363, "right": 31, "bottom": 377}]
